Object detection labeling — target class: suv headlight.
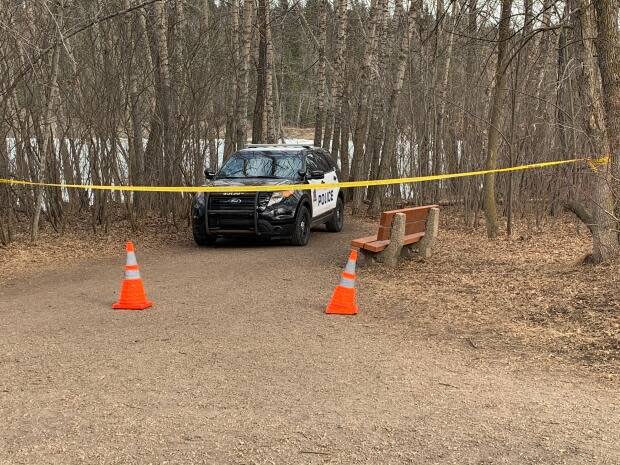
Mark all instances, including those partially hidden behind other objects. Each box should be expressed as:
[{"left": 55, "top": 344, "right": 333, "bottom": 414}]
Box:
[
  {"left": 193, "top": 192, "right": 205, "bottom": 207},
  {"left": 192, "top": 193, "right": 206, "bottom": 218},
  {"left": 267, "top": 190, "right": 294, "bottom": 206}
]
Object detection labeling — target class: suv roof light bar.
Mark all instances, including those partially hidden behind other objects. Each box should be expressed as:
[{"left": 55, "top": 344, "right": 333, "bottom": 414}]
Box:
[{"left": 246, "top": 143, "right": 314, "bottom": 149}]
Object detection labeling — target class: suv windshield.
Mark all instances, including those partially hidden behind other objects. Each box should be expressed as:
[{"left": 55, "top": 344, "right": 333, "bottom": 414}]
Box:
[{"left": 217, "top": 151, "right": 303, "bottom": 180}]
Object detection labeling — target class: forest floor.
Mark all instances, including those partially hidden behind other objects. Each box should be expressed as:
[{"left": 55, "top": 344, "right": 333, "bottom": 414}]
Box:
[{"left": 0, "top": 209, "right": 618, "bottom": 464}]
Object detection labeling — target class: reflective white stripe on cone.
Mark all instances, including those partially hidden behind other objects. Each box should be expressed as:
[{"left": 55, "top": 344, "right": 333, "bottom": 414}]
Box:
[{"left": 125, "top": 269, "right": 141, "bottom": 280}]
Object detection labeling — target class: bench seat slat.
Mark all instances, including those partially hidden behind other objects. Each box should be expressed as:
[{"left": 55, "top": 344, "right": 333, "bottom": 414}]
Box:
[
  {"left": 351, "top": 235, "right": 378, "bottom": 249},
  {"left": 382, "top": 204, "right": 439, "bottom": 216},
  {"left": 403, "top": 232, "right": 424, "bottom": 245},
  {"left": 405, "top": 220, "right": 426, "bottom": 235},
  {"left": 362, "top": 239, "right": 391, "bottom": 253},
  {"left": 377, "top": 215, "right": 394, "bottom": 240},
  {"left": 351, "top": 235, "right": 391, "bottom": 252}
]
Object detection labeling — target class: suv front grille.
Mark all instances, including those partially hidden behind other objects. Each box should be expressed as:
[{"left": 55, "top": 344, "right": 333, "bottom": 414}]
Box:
[
  {"left": 208, "top": 193, "right": 256, "bottom": 211},
  {"left": 257, "top": 192, "right": 271, "bottom": 207},
  {"left": 207, "top": 192, "right": 256, "bottom": 232}
]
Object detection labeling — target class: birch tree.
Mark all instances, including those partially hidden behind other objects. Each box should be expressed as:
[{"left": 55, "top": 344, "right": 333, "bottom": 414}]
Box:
[
  {"left": 368, "top": 0, "right": 419, "bottom": 215},
  {"left": 482, "top": 0, "right": 513, "bottom": 238}
]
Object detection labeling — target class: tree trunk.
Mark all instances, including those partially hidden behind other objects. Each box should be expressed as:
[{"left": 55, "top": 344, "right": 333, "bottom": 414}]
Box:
[
  {"left": 434, "top": 0, "right": 457, "bottom": 202},
  {"left": 226, "top": 0, "right": 241, "bottom": 157},
  {"left": 32, "top": 5, "right": 62, "bottom": 242},
  {"left": 590, "top": 0, "right": 620, "bottom": 262},
  {"left": 575, "top": 0, "right": 609, "bottom": 155},
  {"left": 253, "top": 0, "right": 267, "bottom": 143},
  {"left": 350, "top": 0, "right": 380, "bottom": 213},
  {"left": 313, "top": 0, "right": 328, "bottom": 147},
  {"left": 339, "top": 81, "right": 351, "bottom": 180},
  {"left": 593, "top": 0, "right": 620, "bottom": 178},
  {"left": 365, "top": 0, "right": 389, "bottom": 205},
  {"left": 122, "top": 0, "right": 144, "bottom": 213},
  {"left": 264, "top": 0, "right": 276, "bottom": 143},
  {"left": 326, "top": 0, "right": 348, "bottom": 159},
  {"left": 152, "top": 1, "right": 175, "bottom": 216},
  {"left": 236, "top": 0, "right": 254, "bottom": 149},
  {"left": 482, "top": 0, "right": 512, "bottom": 238},
  {"left": 368, "top": 0, "right": 419, "bottom": 216}
]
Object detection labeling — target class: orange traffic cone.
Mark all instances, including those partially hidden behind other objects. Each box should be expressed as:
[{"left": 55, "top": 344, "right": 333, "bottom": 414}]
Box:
[
  {"left": 325, "top": 249, "right": 359, "bottom": 315},
  {"left": 113, "top": 242, "right": 153, "bottom": 310}
]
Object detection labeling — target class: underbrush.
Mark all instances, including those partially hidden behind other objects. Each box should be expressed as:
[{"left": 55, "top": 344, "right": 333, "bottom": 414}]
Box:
[
  {"left": 363, "top": 211, "right": 619, "bottom": 376},
  {"left": 0, "top": 206, "right": 191, "bottom": 281}
]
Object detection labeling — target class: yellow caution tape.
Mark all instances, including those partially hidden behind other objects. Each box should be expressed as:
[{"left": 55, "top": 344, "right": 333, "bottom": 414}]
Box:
[
  {"left": 0, "top": 157, "right": 607, "bottom": 193},
  {"left": 586, "top": 155, "right": 611, "bottom": 171}
]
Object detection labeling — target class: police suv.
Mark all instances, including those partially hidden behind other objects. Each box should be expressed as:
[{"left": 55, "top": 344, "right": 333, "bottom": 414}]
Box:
[{"left": 191, "top": 144, "right": 344, "bottom": 246}]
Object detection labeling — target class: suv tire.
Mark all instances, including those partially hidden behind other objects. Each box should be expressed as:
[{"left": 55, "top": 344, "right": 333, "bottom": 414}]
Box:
[
  {"left": 291, "top": 205, "right": 311, "bottom": 246},
  {"left": 326, "top": 197, "right": 344, "bottom": 232},
  {"left": 193, "top": 219, "right": 217, "bottom": 246}
]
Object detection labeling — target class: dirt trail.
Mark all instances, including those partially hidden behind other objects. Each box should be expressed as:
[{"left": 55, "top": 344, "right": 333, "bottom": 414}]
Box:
[{"left": 0, "top": 220, "right": 618, "bottom": 464}]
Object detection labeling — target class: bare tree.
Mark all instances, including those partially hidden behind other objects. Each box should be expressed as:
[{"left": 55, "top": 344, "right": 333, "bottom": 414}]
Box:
[
  {"left": 236, "top": 0, "right": 254, "bottom": 149},
  {"left": 313, "top": 0, "right": 328, "bottom": 148},
  {"left": 264, "top": 0, "right": 276, "bottom": 143},
  {"left": 590, "top": 0, "right": 620, "bottom": 262},
  {"left": 350, "top": 0, "right": 380, "bottom": 214},
  {"left": 32, "top": 2, "right": 62, "bottom": 242},
  {"left": 368, "top": 0, "right": 419, "bottom": 215},
  {"left": 324, "top": 0, "right": 348, "bottom": 161},
  {"left": 482, "top": 0, "right": 513, "bottom": 238}
]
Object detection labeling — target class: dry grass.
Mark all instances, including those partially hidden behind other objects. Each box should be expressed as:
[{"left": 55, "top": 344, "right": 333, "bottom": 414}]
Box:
[
  {"left": 0, "top": 212, "right": 190, "bottom": 282},
  {"left": 363, "top": 210, "right": 620, "bottom": 376}
]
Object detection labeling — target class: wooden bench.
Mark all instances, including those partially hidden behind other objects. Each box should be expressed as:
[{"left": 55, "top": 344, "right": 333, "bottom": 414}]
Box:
[{"left": 352, "top": 205, "right": 439, "bottom": 254}]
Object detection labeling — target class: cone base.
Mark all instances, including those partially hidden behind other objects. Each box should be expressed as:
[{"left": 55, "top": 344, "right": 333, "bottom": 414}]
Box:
[
  {"left": 325, "top": 304, "right": 358, "bottom": 315},
  {"left": 325, "top": 286, "right": 358, "bottom": 315},
  {"left": 113, "top": 300, "right": 153, "bottom": 311},
  {"left": 113, "top": 278, "right": 152, "bottom": 310}
]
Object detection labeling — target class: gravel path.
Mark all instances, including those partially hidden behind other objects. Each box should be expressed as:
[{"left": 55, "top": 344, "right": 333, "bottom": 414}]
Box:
[{"left": 1, "top": 220, "right": 618, "bottom": 464}]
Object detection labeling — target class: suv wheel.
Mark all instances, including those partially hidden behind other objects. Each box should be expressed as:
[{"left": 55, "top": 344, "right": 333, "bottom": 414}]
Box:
[
  {"left": 326, "top": 197, "right": 344, "bottom": 232},
  {"left": 193, "top": 218, "right": 217, "bottom": 246},
  {"left": 291, "top": 205, "right": 311, "bottom": 246}
]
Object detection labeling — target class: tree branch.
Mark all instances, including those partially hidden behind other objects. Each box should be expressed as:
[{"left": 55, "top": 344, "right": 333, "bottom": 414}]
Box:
[
  {"left": 1, "top": 0, "right": 166, "bottom": 98},
  {"left": 564, "top": 200, "right": 595, "bottom": 234}
]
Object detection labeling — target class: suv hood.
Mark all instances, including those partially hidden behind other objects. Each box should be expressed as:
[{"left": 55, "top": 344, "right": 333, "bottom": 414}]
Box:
[{"left": 207, "top": 178, "right": 294, "bottom": 187}]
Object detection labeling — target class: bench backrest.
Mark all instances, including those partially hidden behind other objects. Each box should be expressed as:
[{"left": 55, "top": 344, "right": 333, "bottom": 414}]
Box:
[{"left": 377, "top": 205, "right": 439, "bottom": 240}]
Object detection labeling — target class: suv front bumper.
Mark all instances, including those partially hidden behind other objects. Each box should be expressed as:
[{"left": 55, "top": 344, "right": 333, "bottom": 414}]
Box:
[{"left": 192, "top": 192, "right": 298, "bottom": 239}]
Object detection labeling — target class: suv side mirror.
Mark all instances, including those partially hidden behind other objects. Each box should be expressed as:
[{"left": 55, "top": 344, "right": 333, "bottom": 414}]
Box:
[
  {"left": 307, "top": 170, "right": 325, "bottom": 180},
  {"left": 204, "top": 169, "right": 216, "bottom": 180}
]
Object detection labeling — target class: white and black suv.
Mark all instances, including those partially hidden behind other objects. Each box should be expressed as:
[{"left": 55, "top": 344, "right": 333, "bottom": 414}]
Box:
[{"left": 191, "top": 144, "right": 344, "bottom": 246}]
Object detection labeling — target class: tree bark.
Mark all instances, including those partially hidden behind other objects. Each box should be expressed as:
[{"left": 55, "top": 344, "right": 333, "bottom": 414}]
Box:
[
  {"left": 122, "top": 0, "right": 145, "bottom": 214},
  {"left": 326, "top": 0, "right": 348, "bottom": 159},
  {"left": 339, "top": 81, "right": 351, "bottom": 180},
  {"left": 482, "top": 0, "right": 512, "bottom": 238},
  {"left": 593, "top": 0, "right": 620, "bottom": 178},
  {"left": 590, "top": 0, "right": 620, "bottom": 262},
  {"left": 365, "top": 0, "right": 389, "bottom": 205},
  {"left": 152, "top": 0, "right": 175, "bottom": 216},
  {"left": 264, "top": 0, "right": 276, "bottom": 143},
  {"left": 32, "top": 4, "right": 62, "bottom": 242},
  {"left": 313, "top": 0, "right": 328, "bottom": 147},
  {"left": 253, "top": 0, "right": 267, "bottom": 143},
  {"left": 350, "top": 0, "right": 380, "bottom": 213},
  {"left": 434, "top": 0, "right": 457, "bottom": 202},
  {"left": 236, "top": 0, "right": 254, "bottom": 149},
  {"left": 225, "top": 0, "right": 241, "bottom": 157},
  {"left": 368, "top": 0, "right": 419, "bottom": 216}
]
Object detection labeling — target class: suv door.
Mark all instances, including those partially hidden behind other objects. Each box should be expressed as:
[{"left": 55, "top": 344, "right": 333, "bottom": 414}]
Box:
[
  {"left": 306, "top": 151, "right": 333, "bottom": 218},
  {"left": 316, "top": 150, "right": 339, "bottom": 214}
]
